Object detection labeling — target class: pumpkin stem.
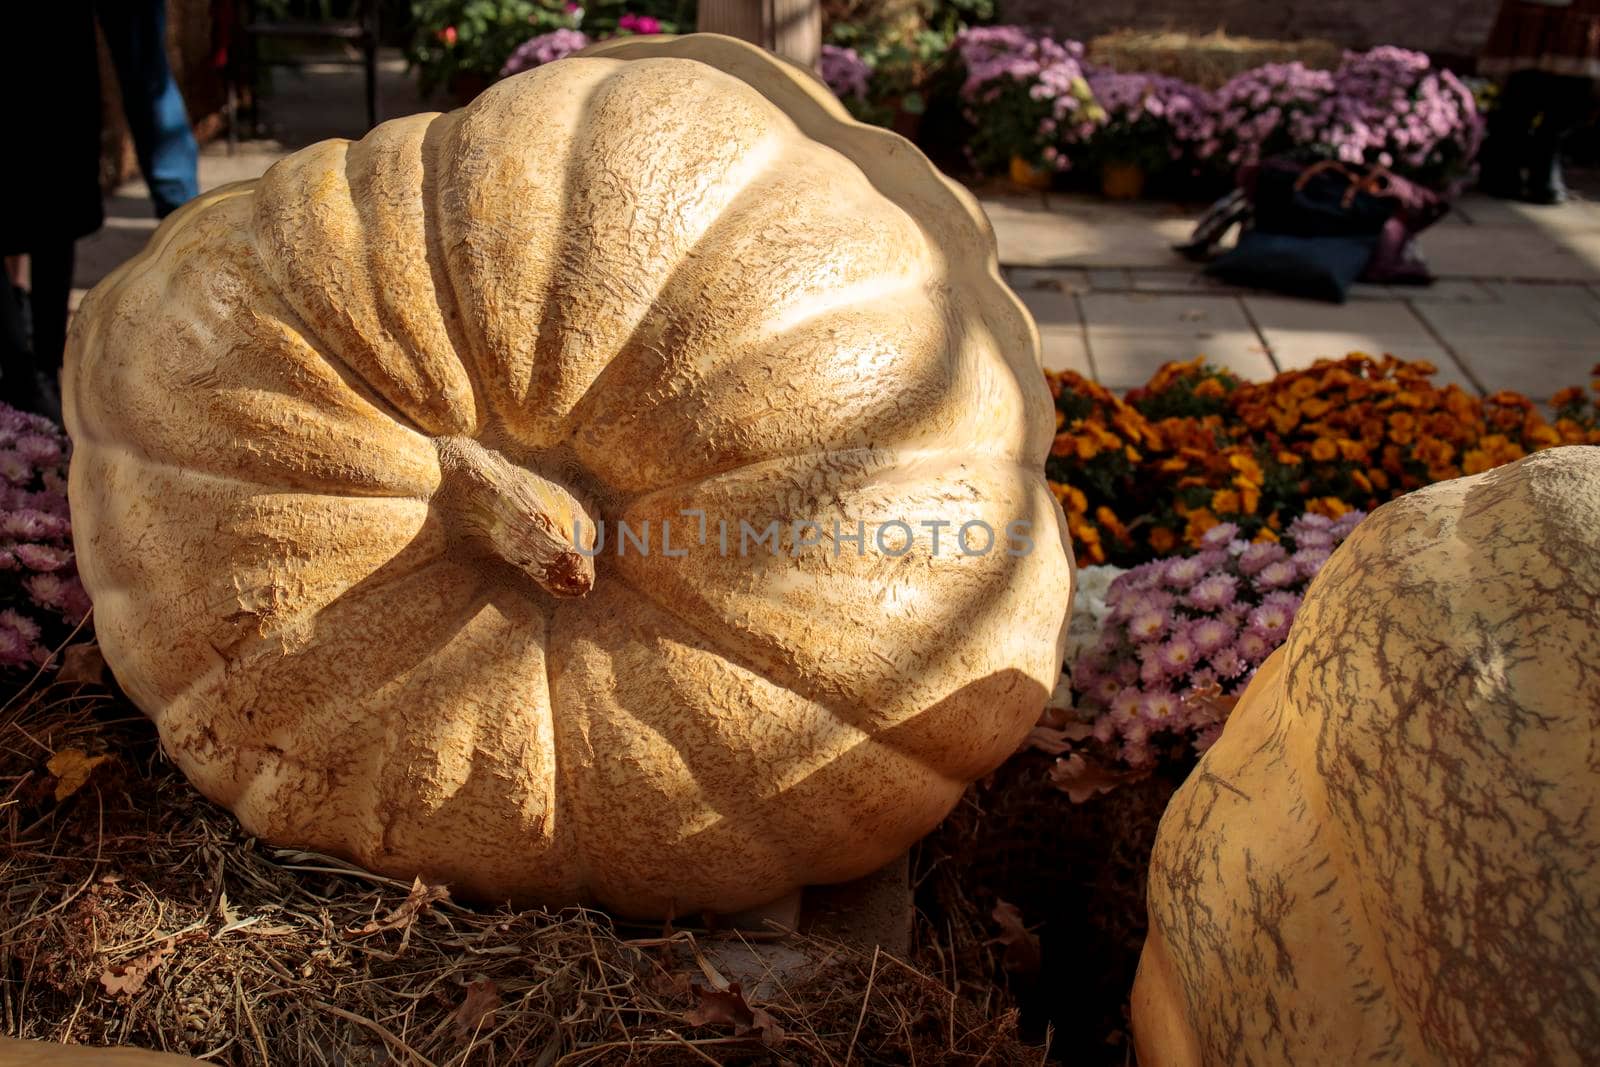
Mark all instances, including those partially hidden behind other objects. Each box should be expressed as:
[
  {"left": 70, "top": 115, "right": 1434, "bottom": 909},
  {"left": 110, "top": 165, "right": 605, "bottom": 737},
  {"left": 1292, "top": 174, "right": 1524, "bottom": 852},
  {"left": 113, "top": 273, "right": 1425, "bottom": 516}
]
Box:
[{"left": 434, "top": 436, "right": 597, "bottom": 598}]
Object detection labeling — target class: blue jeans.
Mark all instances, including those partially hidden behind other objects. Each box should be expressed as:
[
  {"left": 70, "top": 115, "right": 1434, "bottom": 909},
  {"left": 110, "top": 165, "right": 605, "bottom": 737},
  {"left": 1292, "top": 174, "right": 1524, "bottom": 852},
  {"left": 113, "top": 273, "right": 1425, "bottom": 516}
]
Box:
[{"left": 97, "top": 0, "right": 201, "bottom": 217}]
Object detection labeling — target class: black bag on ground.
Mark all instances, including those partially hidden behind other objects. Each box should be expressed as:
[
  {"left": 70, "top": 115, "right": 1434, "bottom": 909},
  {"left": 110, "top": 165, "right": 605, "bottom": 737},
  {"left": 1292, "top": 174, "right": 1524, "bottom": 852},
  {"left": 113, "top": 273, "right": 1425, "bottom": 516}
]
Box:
[{"left": 1185, "top": 158, "right": 1450, "bottom": 302}]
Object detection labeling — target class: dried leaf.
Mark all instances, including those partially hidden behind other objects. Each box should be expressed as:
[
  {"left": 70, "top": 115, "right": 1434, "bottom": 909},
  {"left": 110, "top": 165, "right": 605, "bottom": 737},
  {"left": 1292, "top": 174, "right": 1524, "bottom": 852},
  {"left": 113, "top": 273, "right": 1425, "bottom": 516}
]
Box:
[
  {"left": 990, "top": 900, "right": 1041, "bottom": 974},
  {"left": 57, "top": 642, "right": 107, "bottom": 685},
  {"left": 47, "top": 748, "right": 111, "bottom": 802},
  {"left": 453, "top": 977, "right": 501, "bottom": 1040},
  {"left": 1181, "top": 681, "right": 1240, "bottom": 725},
  {"left": 684, "top": 982, "right": 785, "bottom": 1044},
  {"left": 1048, "top": 753, "right": 1150, "bottom": 804},
  {"left": 1026, "top": 723, "right": 1093, "bottom": 755},
  {"left": 348, "top": 877, "right": 450, "bottom": 938},
  {"left": 100, "top": 940, "right": 174, "bottom": 997}
]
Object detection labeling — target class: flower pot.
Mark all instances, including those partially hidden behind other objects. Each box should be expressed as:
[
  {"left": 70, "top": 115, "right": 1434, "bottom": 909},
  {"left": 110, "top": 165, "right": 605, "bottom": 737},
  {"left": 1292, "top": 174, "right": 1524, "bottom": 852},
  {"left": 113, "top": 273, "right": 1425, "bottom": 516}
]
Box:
[
  {"left": 1100, "top": 160, "right": 1147, "bottom": 201},
  {"left": 1010, "top": 154, "right": 1054, "bottom": 191}
]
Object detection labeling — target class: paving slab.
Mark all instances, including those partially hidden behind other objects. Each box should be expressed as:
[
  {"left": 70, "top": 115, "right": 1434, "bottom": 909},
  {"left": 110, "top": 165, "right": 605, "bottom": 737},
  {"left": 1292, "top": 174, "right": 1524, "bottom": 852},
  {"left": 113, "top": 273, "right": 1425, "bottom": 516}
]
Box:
[
  {"left": 1087, "top": 328, "right": 1275, "bottom": 389},
  {"left": 1008, "top": 266, "right": 1091, "bottom": 294},
  {"left": 1396, "top": 279, "right": 1499, "bottom": 304},
  {"left": 1422, "top": 224, "right": 1600, "bottom": 282},
  {"left": 1242, "top": 295, "right": 1468, "bottom": 381},
  {"left": 1039, "top": 326, "right": 1093, "bottom": 375},
  {"left": 1449, "top": 341, "right": 1594, "bottom": 400},
  {"left": 1016, "top": 284, "right": 1081, "bottom": 324},
  {"left": 1243, "top": 296, "right": 1429, "bottom": 335},
  {"left": 1014, "top": 286, "right": 1092, "bottom": 374},
  {"left": 1452, "top": 193, "right": 1600, "bottom": 231},
  {"left": 1080, "top": 291, "right": 1251, "bottom": 333},
  {"left": 1413, "top": 286, "right": 1600, "bottom": 343}
]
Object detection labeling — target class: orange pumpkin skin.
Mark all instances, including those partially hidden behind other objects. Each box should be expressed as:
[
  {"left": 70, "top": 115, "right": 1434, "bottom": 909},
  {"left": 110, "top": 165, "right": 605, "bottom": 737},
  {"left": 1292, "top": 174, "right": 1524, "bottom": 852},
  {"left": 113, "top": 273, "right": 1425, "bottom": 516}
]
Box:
[
  {"left": 63, "top": 35, "right": 1071, "bottom": 918},
  {"left": 1134, "top": 446, "right": 1600, "bottom": 1065}
]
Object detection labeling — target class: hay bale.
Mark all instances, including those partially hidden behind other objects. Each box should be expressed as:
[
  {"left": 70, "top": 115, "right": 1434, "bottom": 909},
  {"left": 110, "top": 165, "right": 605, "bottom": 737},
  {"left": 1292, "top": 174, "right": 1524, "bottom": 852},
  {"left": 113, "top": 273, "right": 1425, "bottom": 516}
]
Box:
[
  {"left": 0, "top": 653, "right": 1039, "bottom": 1065},
  {"left": 1087, "top": 29, "right": 1344, "bottom": 89}
]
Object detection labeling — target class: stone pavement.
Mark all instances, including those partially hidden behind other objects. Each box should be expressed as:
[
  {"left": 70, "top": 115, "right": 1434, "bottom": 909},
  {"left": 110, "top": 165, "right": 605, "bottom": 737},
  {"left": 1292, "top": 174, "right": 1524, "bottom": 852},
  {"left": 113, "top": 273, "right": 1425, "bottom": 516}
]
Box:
[
  {"left": 989, "top": 190, "right": 1600, "bottom": 401},
  {"left": 73, "top": 51, "right": 1598, "bottom": 403}
]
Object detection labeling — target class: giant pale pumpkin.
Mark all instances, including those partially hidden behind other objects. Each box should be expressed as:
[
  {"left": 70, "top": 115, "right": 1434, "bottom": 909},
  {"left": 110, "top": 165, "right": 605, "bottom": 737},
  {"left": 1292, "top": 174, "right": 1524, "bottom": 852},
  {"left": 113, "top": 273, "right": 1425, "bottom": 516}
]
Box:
[
  {"left": 63, "top": 34, "right": 1072, "bottom": 917},
  {"left": 1133, "top": 446, "right": 1600, "bottom": 1065}
]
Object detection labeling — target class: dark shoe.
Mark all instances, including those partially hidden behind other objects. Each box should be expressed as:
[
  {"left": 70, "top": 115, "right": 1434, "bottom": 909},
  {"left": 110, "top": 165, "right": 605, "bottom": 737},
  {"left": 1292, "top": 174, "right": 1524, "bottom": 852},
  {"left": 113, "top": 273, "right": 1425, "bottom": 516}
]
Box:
[{"left": 1523, "top": 156, "right": 1570, "bottom": 205}]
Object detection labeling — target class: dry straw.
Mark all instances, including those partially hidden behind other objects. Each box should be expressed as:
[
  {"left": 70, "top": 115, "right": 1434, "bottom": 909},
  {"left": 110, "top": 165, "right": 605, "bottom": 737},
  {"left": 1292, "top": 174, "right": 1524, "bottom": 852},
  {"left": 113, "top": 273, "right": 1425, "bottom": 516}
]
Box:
[
  {"left": 1, "top": 642, "right": 1039, "bottom": 1065},
  {"left": 1087, "top": 29, "right": 1344, "bottom": 89}
]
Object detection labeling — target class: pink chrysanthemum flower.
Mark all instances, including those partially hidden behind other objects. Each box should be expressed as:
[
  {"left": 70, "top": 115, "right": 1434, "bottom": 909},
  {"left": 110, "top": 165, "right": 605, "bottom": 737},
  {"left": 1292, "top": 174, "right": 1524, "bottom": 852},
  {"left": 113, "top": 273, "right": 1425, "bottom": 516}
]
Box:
[
  {"left": 1201, "top": 521, "right": 1240, "bottom": 548},
  {"left": 1162, "top": 555, "right": 1207, "bottom": 588},
  {"left": 1236, "top": 629, "right": 1273, "bottom": 663},
  {"left": 1238, "top": 541, "right": 1288, "bottom": 576},
  {"left": 1212, "top": 646, "right": 1246, "bottom": 678},
  {"left": 1141, "top": 690, "right": 1180, "bottom": 722},
  {"left": 1192, "top": 723, "right": 1225, "bottom": 754},
  {"left": 1292, "top": 547, "right": 1332, "bottom": 579},
  {"left": 1185, "top": 573, "right": 1239, "bottom": 612},
  {"left": 24, "top": 572, "right": 71, "bottom": 611},
  {"left": 1254, "top": 559, "right": 1298, "bottom": 590},
  {"left": 14, "top": 434, "right": 61, "bottom": 465},
  {"left": 1292, "top": 527, "right": 1334, "bottom": 550},
  {"left": 0, "top": 450, "right": 29, "bottom": 485},
  {"left": 0, "top": 625, "right": 33, "bottom": 668},
  {"left": 0, "top": 609, "right": 41, "bottom": 642},
  {"left": 1127, "top": 610, "right": 1167, "bottom": 643},
  {"left": 13, "top": 543, "right": 71, "bottom": 572},
  {"left": 1247, "top": 601, "right": 1293, "bottom": 643},
  {"left": 1158, "top": 633, "right": 1199, "bottom": 674},
  {"left": 1110, "top": 687, "right": 1144, "bottom": 723},
  {"left": 1190, "top": 616, "right": 1235, "bottom": 654}
]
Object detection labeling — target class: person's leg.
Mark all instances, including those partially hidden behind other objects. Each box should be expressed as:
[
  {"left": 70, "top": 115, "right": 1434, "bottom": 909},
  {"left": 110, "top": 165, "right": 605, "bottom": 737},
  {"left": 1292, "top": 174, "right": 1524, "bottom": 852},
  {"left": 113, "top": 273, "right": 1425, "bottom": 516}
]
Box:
[
  {"left": 0, "top": 266, "right": 37, "bottom": 414},
  {"left": 1481, "top": 69, "right": 1541, "bottom": 199},
  {"left": 28, "top": 244, "right": 74, "bottom": 375},
  {"left": 97, "top": 0, "right": 200, "bottom": 218},
  {"left": 1524, "top": 73, "right": 1595, "bottom": 204}
]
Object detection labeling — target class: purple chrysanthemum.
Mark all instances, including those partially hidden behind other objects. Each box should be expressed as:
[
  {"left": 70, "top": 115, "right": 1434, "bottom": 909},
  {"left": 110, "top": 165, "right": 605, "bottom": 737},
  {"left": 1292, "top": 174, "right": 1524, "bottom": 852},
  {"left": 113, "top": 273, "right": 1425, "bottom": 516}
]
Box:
[
  {"left": 1238, "top": 541, "right": 1288, "bottom": 576},
  {"left": 1190, "top": 616, "right": 1236, "bottom": 654},
  {"left": 1254, "top": 559, "right": 1298, "bottom": 590},
  {"left": 1185, "top": 572, "right": 1239, "bottom": 612}
]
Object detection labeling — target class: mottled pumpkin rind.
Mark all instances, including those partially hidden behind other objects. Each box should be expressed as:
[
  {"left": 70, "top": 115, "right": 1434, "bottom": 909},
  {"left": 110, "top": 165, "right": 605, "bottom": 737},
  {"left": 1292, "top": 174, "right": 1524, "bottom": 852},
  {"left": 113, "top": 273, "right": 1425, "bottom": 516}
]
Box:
[
  {"left": 1135, "top": 445, "right": 1600, "bottom": 1065},
  {"left": 63, "top": 35, "right": 1072, "bottom": 917}
]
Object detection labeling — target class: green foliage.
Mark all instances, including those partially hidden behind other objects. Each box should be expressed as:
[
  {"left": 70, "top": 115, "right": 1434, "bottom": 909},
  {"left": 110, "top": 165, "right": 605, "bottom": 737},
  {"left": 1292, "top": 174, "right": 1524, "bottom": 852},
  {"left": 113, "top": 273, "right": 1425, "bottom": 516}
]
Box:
[
  {"left": 406, "top": 0, "right": 695, "bottom": 95},
  {"left": 825, "top": 0, "right": 991, "bottom": 128},
  {"left": 408, "top": 0, "right": 570, "bottom": 94}
]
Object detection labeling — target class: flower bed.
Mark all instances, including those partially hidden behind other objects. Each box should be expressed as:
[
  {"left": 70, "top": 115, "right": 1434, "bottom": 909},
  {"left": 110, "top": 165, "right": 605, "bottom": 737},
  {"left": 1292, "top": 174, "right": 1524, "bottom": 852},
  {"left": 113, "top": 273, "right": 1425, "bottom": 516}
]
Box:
[
  {"left": 1047, "top": 356, "right": 1600, "bottom": 570},
  {"left": 943, "top": 32, "right": 1483, "bottom": 191},
  {"left": 0, "top": 405, "right": 90, "bottom": 673}
]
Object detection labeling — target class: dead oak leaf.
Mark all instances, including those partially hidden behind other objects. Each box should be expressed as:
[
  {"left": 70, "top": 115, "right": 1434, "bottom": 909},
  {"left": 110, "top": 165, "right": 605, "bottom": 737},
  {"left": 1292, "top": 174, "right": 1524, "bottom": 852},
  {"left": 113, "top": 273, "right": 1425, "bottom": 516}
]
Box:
[
  {"left": 348, "top": 877, "right": 450, "bottom": 940},
  {"left": 990, "top": 900, "right": 1042, "bottom": 974},
  {"left": 453, "top": 978, "right": 501, "bottom": 1040},
  {"left": 1048, "top": 753, "right": 1150, "bottom": 804},
  {"left": 47, "top": 748, "right": 112, "bottom": 803},
  {"left": 684, "top": 982, "right": 785, "bottom": 1044},
  {"left": 57, "top": 642, "right": 108, "bottom": 686},
  {"left": 1026, "top": 723, "right": 1093, "bottom": 755},
  {"left": 100, "top": 940, "right": 174, "bottom": 997}
]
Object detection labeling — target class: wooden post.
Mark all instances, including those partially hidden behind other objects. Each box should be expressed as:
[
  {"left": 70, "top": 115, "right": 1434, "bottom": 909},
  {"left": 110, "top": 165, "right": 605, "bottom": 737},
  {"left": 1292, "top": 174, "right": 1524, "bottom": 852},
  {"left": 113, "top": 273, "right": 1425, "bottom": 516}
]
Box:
[{"left": 696, "top": 0, "right": 821, "bottom": 71}]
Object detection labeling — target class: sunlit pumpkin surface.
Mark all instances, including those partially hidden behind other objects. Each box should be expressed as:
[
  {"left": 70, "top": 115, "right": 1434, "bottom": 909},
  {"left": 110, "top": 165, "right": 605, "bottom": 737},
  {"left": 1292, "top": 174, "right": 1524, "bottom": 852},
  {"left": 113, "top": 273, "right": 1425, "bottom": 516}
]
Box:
[
  {"left": 63, "top": 35, "right": 1072, "bottom": 918},
  {"left": 1134, "top": 446, "right": 1600, "bottom": 1065}
]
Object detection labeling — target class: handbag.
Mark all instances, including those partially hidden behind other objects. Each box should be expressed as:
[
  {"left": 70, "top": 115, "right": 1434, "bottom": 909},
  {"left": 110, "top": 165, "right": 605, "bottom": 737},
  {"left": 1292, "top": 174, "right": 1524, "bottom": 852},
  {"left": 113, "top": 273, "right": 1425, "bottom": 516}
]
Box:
[{"left": 1188, "top": 158, "right": 1451, "bottom": 301}]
